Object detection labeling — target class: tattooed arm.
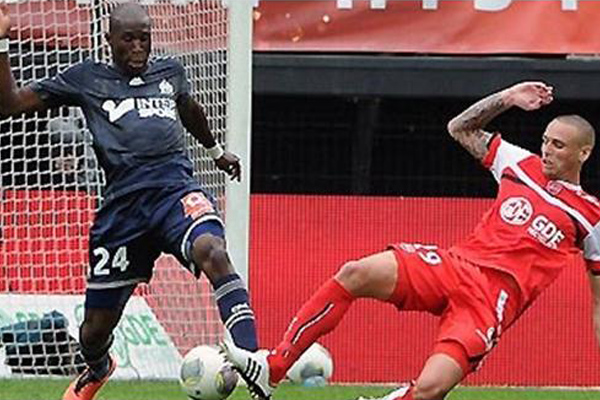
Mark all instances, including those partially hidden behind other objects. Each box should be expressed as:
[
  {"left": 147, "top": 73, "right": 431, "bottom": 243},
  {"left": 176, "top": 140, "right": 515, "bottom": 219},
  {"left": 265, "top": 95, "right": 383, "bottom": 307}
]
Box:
[{"left": 447, "top": 82, "right": 554, "bottom": 161}]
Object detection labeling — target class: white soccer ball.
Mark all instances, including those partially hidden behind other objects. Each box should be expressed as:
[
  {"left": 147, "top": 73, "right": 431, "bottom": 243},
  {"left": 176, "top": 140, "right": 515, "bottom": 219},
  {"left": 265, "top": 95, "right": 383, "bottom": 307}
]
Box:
[
  {"left": 286, "top": 342, "right": 334, "bottom": 384},
  {"left": 179, "top": 345, "right": 238, "bottom": 400}
]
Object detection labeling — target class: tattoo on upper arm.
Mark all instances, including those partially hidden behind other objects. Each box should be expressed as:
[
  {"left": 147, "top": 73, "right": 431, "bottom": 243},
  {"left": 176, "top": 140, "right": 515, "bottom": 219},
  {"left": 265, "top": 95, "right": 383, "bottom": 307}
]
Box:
[
  {"left": 448, "top": 92, "right": 508, "bottom": 161},
  {"left": 454, "top": 129, "right": 493, "bottom": 160}
]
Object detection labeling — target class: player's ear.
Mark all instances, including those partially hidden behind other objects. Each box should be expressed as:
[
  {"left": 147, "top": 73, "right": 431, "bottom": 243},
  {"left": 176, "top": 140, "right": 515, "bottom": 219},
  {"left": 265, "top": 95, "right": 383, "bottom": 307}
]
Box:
[{"left": 579, "top": 145, "right": 592, "bottom": 164}]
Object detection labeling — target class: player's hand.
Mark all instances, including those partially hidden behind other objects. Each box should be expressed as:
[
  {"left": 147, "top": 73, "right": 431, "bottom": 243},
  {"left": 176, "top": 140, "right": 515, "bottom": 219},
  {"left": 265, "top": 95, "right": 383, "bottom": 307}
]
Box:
[
  {"left": 215, "top": 151, "right": 241, "bottom": 181},
  {"left": 0, "top": 2, "right": 11, "bottom": 39},
  {"left": 504, "top": 81, "right": 554, "bottom": 111}
]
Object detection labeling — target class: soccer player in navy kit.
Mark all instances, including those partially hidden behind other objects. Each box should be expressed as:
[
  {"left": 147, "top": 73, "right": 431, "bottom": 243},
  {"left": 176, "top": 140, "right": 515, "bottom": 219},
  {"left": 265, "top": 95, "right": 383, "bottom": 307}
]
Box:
[{"left": 0, "top": 3, "right": 258, "bottom": 400}]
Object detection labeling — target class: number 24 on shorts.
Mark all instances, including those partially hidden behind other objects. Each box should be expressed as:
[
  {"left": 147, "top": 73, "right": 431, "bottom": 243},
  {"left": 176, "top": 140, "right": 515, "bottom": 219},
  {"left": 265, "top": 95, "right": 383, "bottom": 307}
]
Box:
[{"left": 92, "top": 246, "right": 130, "bottom": 276}]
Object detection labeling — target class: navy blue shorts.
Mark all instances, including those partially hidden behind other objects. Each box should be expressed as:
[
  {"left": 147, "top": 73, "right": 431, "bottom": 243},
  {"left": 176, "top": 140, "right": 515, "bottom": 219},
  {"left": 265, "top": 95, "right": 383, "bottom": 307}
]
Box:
[{"left": 87, "top": 184, "right": 224, "bottom": 291}]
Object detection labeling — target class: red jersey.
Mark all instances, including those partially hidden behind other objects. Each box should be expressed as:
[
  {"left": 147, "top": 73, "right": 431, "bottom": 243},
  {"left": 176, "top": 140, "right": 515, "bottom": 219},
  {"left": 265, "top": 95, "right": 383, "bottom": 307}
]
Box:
[{"left": 450, "top": 135, "right": 600, "bottom": 308}]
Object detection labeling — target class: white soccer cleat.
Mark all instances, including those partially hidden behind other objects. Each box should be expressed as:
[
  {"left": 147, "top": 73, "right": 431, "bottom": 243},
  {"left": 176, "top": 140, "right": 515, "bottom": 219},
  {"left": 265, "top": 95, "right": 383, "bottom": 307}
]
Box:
[
  {"left": 356, "top": 383, "right": 412, "bottom": 400},
  {"left": 220, "top": 341, "right": 275, "bottom": 400}
]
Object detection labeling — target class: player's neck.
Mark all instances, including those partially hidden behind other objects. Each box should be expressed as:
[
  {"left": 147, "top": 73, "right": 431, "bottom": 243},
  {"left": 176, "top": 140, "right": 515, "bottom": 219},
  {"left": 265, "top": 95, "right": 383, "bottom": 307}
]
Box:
[
  {"left": 554, "top": 173, "right": 581, "bottom": 189},
  {"left": 111, "top": 61, "right": 147, "bottom": 77}
]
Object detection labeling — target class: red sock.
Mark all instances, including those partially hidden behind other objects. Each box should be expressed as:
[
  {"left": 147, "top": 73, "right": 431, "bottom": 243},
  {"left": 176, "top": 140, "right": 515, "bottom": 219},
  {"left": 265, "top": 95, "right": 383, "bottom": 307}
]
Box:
[{"left": 267, "top": 278, "right": 354, "bottom": 384}]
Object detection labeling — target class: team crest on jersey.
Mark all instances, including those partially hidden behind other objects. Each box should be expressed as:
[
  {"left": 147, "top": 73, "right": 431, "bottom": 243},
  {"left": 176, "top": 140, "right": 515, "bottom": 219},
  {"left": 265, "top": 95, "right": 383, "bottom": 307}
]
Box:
[
  {"left": 499, "top": 197, "right": 533, "bottom": 226},
  {"left": 181, "top": 192, "right": 215, "bottom": 220},
  {"left": 545, "top": 181, "right": 563, "bottom": 195},
  {"left": 159, "top": 79, "right": 174, "bottom": 95}
]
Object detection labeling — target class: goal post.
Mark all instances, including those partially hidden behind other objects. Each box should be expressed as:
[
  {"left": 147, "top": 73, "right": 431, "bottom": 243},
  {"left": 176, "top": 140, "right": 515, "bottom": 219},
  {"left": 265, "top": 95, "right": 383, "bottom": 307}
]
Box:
[
  {"left": 0, "top": 0, "right": 252, "bottom": 382},
  {"left": 225, "top": 0, "right": 253, "bottom": 284}
]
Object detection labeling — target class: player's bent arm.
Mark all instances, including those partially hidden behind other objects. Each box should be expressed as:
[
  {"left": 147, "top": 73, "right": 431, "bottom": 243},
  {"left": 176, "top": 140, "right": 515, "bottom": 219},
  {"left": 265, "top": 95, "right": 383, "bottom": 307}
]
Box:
[
  {"left": 447, "top": 81, "right": 553, "bottom": 161},
  {"left": 176, "top": 94, "right": 218, "bottom": 149},
  {"left": 588, "top": 271, "right": 600, "bottom": 348},
  {"left": 0, "top": 55, "right": 47, "bottom": 118},
  {"left": 446, "top": 90, "right": 511, "bottom": 161}
]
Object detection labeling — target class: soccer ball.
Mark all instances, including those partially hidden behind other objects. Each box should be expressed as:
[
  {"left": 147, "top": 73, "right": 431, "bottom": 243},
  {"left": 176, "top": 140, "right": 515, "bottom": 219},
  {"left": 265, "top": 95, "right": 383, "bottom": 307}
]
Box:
[
  {"left": 286, "top": 342, "right": 334, "bottom": 385},
  {"left": 179, "top": 345, "right": 239, "bottom": 400}
]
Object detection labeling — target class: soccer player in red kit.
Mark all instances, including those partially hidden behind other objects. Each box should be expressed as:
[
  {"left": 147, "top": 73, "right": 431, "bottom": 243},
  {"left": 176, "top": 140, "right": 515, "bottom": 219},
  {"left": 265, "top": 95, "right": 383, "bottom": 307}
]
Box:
[{"left": 224, "top": 81, "right": 600, "bottom": 400}]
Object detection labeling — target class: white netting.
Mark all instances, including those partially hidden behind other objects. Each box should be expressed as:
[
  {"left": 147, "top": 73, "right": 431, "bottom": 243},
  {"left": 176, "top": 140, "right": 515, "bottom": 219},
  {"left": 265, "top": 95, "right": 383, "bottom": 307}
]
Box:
[{"left": 0, "top": 0, "right": 229, "bottom": 379}]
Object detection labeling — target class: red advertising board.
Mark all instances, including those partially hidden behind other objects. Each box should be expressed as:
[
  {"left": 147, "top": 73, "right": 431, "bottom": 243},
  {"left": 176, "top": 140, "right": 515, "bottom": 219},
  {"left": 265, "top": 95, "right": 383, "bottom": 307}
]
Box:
[
  {"left": 250, "top": 194, "right": 599, "bottom": 385},
  {"left": 254, "top": 0, "right": 600, "bottom": 54},
  {"left": 8, "top": 1, "right": 600, "bottom": 54},
  {"left": 2, "top": 191, "right": 597, "bottom": 385}
]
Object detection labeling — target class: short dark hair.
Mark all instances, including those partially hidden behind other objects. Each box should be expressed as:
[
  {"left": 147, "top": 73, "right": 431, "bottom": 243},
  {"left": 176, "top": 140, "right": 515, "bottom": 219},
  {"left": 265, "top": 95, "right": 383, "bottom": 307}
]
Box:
[
  {"left": 555, "top": 114, "right": 595, "bottom": 148},
  {"left": 109, "top": 2, "right": 150, "bottom": 33}
]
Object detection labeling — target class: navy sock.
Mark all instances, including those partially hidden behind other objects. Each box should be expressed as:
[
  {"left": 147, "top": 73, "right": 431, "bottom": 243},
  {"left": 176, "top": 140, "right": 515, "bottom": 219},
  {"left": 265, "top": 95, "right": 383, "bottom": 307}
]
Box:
[{"left": 212, "top": 274, "right": 258, "bottom": 351}]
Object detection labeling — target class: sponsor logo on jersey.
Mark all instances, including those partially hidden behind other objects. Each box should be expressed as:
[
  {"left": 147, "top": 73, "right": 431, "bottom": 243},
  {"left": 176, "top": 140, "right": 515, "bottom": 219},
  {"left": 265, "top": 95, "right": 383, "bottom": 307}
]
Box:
[
  {"left": 499, "top": 197, "right": 533, "bottom": 226},
  {"left": 181, "top": 192, "right": 215, "bottom": 220},
  {"left": 500, "top": 197, "right": 566, "bottom": 249},
  {"left": 527, "top": 215, "right": 566, "bottom": 249},
  {"left": 102, "top": 97, "right": 177, "bottom": 123}
]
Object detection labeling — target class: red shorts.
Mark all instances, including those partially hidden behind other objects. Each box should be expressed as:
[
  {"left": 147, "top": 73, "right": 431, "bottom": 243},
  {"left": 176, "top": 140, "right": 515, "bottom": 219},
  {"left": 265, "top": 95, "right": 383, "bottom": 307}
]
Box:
[{"left": 388, "top": 243, "right": 522, "bottom": 374}]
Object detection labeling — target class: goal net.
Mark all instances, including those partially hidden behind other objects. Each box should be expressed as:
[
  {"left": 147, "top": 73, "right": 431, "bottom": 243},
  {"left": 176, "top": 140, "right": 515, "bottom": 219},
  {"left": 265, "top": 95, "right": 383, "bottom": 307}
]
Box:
[{"left": 0, "top": 0, "right": 243, "bottom": 381}]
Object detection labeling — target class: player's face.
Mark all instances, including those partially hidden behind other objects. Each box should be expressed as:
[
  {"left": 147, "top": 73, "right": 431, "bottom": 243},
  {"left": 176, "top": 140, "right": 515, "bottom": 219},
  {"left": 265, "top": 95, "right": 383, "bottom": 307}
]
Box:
[
  {"left": 541, "top": 119, "right": 585, "bottom": 182},
  {"left": 107, "top": 18, "right": 151, "bottom": 76}
]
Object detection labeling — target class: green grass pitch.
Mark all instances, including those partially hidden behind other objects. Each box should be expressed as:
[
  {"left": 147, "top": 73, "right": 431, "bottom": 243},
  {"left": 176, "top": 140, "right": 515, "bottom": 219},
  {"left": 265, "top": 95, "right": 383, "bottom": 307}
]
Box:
[{"left": 1, "top": 380, "right": 600, "bottom": 400}]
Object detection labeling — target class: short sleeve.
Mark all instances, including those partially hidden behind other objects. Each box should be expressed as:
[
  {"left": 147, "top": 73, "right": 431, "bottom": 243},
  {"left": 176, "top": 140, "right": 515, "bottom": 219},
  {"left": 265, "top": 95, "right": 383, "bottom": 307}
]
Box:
[
  {"left": 481, "top": 135, "right": 533, "bottom": 183},
  {"left": 584, "top": 224, "right": 600, "bottom": 275},
  {"left": 29, "top": 62, "right": 87, "bottom": 108}
]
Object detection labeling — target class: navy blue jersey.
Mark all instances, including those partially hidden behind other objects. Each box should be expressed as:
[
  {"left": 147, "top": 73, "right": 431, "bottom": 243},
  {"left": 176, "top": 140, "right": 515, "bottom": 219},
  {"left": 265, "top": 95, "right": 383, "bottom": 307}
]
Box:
[{"left": 30, "top": 57, "right": 197, "bottom": 202}]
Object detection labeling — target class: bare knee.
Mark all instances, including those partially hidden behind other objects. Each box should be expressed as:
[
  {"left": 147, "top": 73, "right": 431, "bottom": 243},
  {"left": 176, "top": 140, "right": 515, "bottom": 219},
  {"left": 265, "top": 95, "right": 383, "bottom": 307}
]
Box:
[
  {"left": 413, "top": 380, "right": 450, "bottom": 400},
  {"left": 335, "top": 251, "right": 398, "bottom": 299},
  {"left": 335, "top": 261, "right": 373, "bottom": 296},
  {"left": 413, "top": 353, "right": 463, "bottom": 400},
  {"left": 191, "top": 234, "right": 233, "bottom": 281}
]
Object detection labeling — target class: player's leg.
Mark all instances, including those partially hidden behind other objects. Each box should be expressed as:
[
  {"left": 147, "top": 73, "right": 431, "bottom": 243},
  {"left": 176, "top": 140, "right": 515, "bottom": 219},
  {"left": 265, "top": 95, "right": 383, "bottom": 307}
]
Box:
[
  {"left": 160, "top": 189, "right": 258, "bottom": 352},
  {"left": 268, "top": 250, "right": 398, "bottom": 382},
  {"left": 362, "top": 352, "right": 463, "bottom": 400},
  {"left": 223, "top": 250, "right": 399, "bottom": 399},
  {"left": 412, "top": 351, "right": 463, "bottom": 399},
  {"left": 368, "top": 260, "right": 513, "bottom": 400},
  {"left": 63, "top": 286, "right": 135, "bottom": 400},
  {"left": 190, "top": 226, "right": 258, "bottom": 352},
  {"left": 64, "top": 196, "right": 160, "bottom": 400}
]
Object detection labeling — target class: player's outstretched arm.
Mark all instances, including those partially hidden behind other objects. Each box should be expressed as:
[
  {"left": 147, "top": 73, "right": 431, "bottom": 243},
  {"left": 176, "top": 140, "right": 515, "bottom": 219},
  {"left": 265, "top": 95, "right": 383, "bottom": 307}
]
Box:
[
  {"left": 447, "top": 81, "right": 554, "bottom": 161},
  {"left": 177, "top": 94, "right": 241, "bottom": 181},
  {"left": 0, "top": 2, "right": 47, "bottom": 118},
  {"left": 588, "top": 271, "right": 600, "bottom": 348}
]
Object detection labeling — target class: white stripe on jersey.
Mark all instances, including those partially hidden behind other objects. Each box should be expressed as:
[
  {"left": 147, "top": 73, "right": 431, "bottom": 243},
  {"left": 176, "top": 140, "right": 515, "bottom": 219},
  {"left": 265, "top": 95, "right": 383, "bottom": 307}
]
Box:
[
  {"left": 490, "top": 139, "right": 600, "bottom": 262},
  {"left": 490, "top": 140, "right": 532, "bottom": 183},
  {"left": 512, "top": 165, "right": 594, "bottom": 233}
]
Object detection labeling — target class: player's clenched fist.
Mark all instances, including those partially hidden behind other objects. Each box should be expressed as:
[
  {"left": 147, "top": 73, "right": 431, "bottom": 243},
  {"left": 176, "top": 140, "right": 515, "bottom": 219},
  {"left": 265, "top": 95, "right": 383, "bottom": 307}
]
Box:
[{"left": 0, "top": 2, "right": 11, "bottom": 38}]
